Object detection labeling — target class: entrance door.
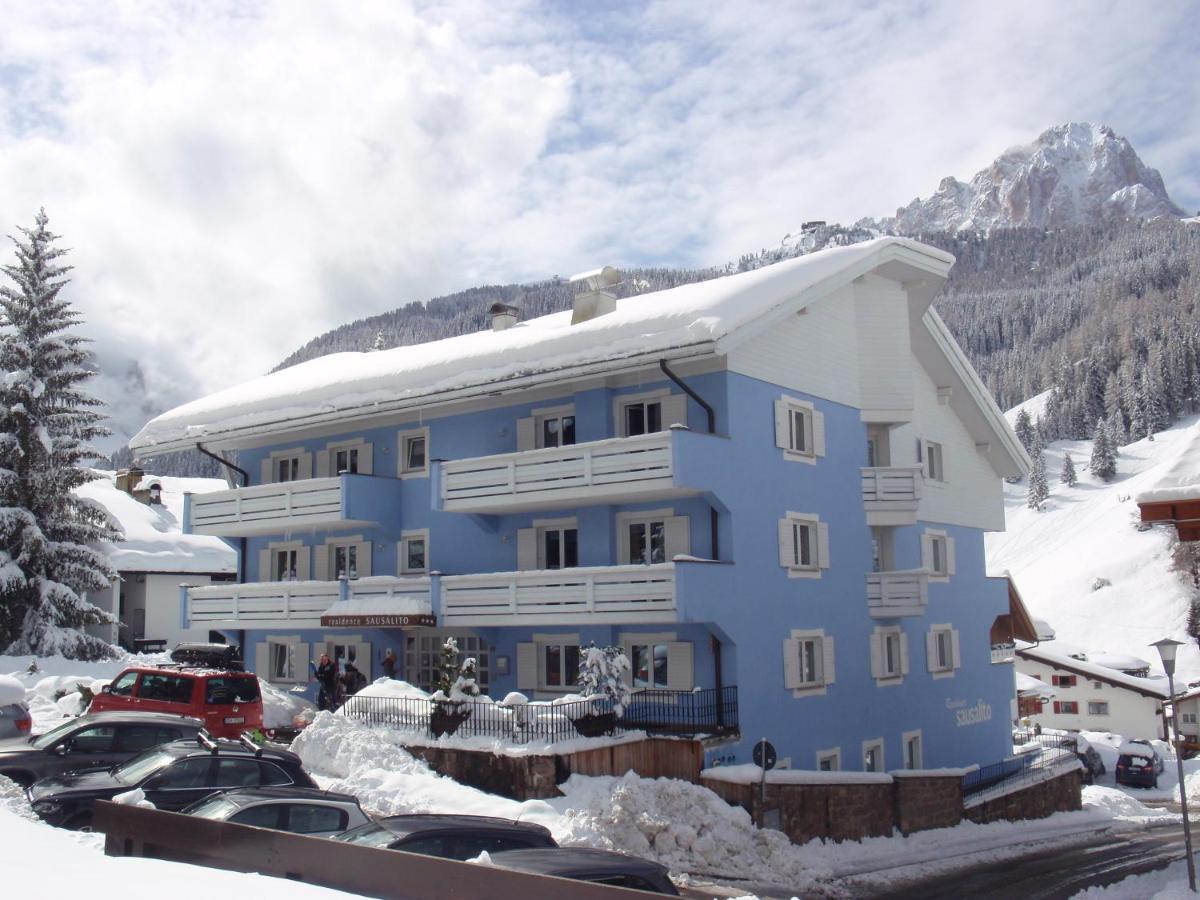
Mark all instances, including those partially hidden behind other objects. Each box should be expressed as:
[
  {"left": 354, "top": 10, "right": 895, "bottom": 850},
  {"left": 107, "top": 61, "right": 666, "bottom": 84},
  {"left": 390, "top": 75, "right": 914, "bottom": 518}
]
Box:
[{"left": 326, "top": 640, "right": 372, "bottom": 680}]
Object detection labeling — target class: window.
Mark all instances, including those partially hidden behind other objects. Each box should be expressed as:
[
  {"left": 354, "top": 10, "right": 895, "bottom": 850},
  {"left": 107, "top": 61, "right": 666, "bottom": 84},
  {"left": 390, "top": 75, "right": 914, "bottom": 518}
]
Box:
[
  {"left": 405, "top": 633, "right": 491, "bottom": 693},
  {"left": 1053, "top": 701, "right": 1080, "bottom": 714},
  {"left": 275, "top": 548, "right": 298, "bottom": 582},
  {"left": 630, "top": 642, "right": 669, "bottom": 688},
  {"left": 863, "top": 740, "right": 885, "bottom": 773},
  {"left": 779, "top": 513, "right": 828, "bottom": 577},
  {"left": 923, "top": 441, "right": 944, "bottom": 481},
  {"left": 267, "top": 640, "right": 303, "bottom": 683},
  {"left": 215, "top": 758, "right": 265, "bottom": 788},
  {"left": 398, "top": 427, "right": 430, "bottom": 477},
  {"left": 1183, "top": 712, "right": 1198, "bottom": 726},
  {"left": 1051, "top": 675, "right": 1078, "bottom": 687},
  {"left": 624, "top": 400, "right": 662, "bottom": 437},
  {"left": 109, "top": 671, "right": 138, "bottom": 697},
  {"left": 543, "top": 642, "right": 581, "bottom": 688},
  {"left": 1092, "top": 681, "right": 1104, "bottom": 690},
  {"left": 285, "top": 804, "right": 346, "bottom": 834},
  {"left": 155, "top": 758, "right": 213, "bottom": 789},
  {"left": 796, "top": 638, "right": 823, "bottom": 688},
  {"left": 334, "top": 544, "right": 358, "bottom": 579},
  {"left": 903, "top": 731, "right": 923, "bottom": 770},
  {"left": 276, "top": 456, "right": 300, "bottom": 482},
  {"left": 400, "top": 531, "right": 429, "bottom": 574},
  {"left": 926, "top": 625, "right": 960, "bottom": 677},
  {"left": 629, "top": 520, "right": 665, "bottom": 565},
  {"left": 258, "top": 761, "right": 294, "bottom": 786},
  {"left": 817, "top": 749, "right": 840, "bottom": 771},
  {"left": 871, "top": 627, "right": 908, "bottom": 683},
  {"left": 783, "top": 630, "right": 835, "bottom": 696},
  {"left": 334, "top": 446, "right": 359, "bottom": 474},
  {"left": 138, "top": 673, "right": 193, "bottom": 704},
  {"left": 774, "top": 396, "right": 825, "bottom": 463},
  {"left": 883, "top": 633, "right": 902, "bottom": 676},
  {"left": 117, "top": 726, "right": 181, "bottom": 753},
  {"left": 205, "top": 677, "right": 260, "bottom": 704},
  {"left": 1087, "top": 701, "right": 1110, "bottom": 716},
  {"left": 231, "top": 805, "right": 281, "bottom": 829},
  {"left": 540, "top": 524, "right": 578, "bottom": 570},
  {"left": 65, "top": 726, "right": 116, "bottom": 754},
  {"left": 538, "top": 411, "right": 576, "bottom": 448},
  {"left": 921, "top": 530, "right": 954, "bottom": 579}
]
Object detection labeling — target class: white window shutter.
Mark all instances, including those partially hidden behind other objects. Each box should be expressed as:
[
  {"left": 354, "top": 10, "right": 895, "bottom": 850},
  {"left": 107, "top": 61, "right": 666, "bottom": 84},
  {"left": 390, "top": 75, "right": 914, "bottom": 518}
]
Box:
[
  {"left": 314, "top": 546, "right": 330, "bottom": 581},
  {"left": 821, "top": 636, "right": 836, "bottom": 686},
  {"left": 516, "top": 643, "right": 537, "bottom": 690},
  {"left": 812, "top": 410, "right": 826, "bottom": 457},
  {"left": 661, "top": 393, "right": 687, "bottom": 429},
  {"left": 359, "top": 443, "right": 374, "bottom": 475},
  {"left": 951, "top": 630, "right": 962, "bottom": 669},
  {"left": 259, "top": 548, "right": 272, "bottom": 582},
  {"left": 946, "top": 536, "right": 957, "bottom": 575},
  {"left": 900, "top": 633, "right": 910, "bottom": 675},
  {"left": 774, "top": 400, "right": 789, "bottom": 449},
  {"left": 665, "top": 516, "right": 690, "bottom": 560},
  {"left": 517, "top": 417, "right": 536, "bottom": 451},
  {"left": 778, "top": 519, "right": 794, "bottom": 568},
  {"left": 666, "top": 642, "right": 694, "bottom": 690},
  {"left": 255, "top": 642, "right": 269, "bottom": 679},
  {"left": 356, "top": 541, "right": 373, "bottom": 577},
  {"left": 297, "top": 452, "right": 313, "bottom": 480},
  {"left": 260, "top": 458, "right": 273, "bottom": 485},
  {"left": 817, "top": 522, "right": 830, "bottom": 569},
  {"left": 783, "top": 638, "right": 801, "bottom": 689},
  {"left": 295, "top": 642, "right": 311, "bottom": 681},
  {"left": 296, "top": 546, "right": 311, "bottom": 580},
  {"left": 315, "top": 450, "right": 330, "bottom": 478},
  {"left": 517, "top": 528, "right": 537, "bottom": 570},
  {"left": 869, "top": 634, "right": 883, "bottom": 679},
  {"left": 921, "top": 534, "right": 933, "bottom": 571},
  {"left": 925, "top": 632, "right": 937, "bottom": 672}
]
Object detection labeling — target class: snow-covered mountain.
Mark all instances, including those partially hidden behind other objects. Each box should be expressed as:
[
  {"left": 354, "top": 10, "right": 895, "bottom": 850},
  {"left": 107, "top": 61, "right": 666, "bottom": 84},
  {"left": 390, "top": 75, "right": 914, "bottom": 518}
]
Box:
[
  {"left": 987, "top": 407, "right": 1200, "bottom": 685},
  {"left": 880, "top": 123, "right": 1186, "bottom": 234}
]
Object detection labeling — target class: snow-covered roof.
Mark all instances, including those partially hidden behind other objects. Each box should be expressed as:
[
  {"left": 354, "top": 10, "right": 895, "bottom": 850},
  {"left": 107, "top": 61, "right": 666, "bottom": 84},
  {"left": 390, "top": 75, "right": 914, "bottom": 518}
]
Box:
[
  {"left": 1016, "top": 645, "right": 1170, "bottom": 699},
  {"left": 1015, "top": 671, "right": 1056, "bottom": 697},
  {"left": 132, "top": 238, "right": 1029, "bottom": 475},
  {"left": 1032, "top": 619, "right": 1056, "bottom": 641},
  {"left": 321, "top": 591, "right": 433, "bottom": 619},
  {"left": 1135, "top": 419, "right": 1200, "bottom": 503},
  {"left": 75, "top": 472, "right": 237, "bottom": 574}
]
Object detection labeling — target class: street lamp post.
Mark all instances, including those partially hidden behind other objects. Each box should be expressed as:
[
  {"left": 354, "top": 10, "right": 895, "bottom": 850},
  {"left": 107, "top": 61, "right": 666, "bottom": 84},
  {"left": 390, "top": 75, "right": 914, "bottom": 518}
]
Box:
[{"left": 1153, "top": 637, "right": 1196, "bottom": 893}]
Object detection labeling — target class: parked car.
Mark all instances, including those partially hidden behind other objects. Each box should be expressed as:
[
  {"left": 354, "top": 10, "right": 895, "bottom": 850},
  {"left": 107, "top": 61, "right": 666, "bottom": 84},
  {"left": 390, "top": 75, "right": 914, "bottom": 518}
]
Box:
[
  {"left": 0, "top": 711, "right": 202, "bottom": 788},
  {"left": 488, "top": 848, "right": 679, "bottom": 895},
  {"left": 0, "top": 699, "right": 31, "bottom": 741},
  {"left": 1127, "top": 739, "right": 1166, "bottom": 773},
  {"left": 27, "top": 733, "right": 314, "bottom": 828},
  {"left": 182, "top": 786, "right": 369, "bottom": 837},
  {"left": 332, "top": 814, "right": 558, "bottom": 860},
  {"left": 87, "top": 665, "right": 262, "bottom": 739},
  {"left": 1062, "top": 735, "right": 1106, "bottom": 784},
  {"left": 1115, "top": 741, "right": 1162, "bottom": 789}
]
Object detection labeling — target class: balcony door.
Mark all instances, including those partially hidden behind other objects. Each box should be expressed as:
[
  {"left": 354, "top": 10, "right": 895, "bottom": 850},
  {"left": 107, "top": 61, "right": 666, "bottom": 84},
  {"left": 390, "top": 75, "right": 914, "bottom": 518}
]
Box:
[{"left": 617, "top": 511, "right": 689, "bottom": 565}]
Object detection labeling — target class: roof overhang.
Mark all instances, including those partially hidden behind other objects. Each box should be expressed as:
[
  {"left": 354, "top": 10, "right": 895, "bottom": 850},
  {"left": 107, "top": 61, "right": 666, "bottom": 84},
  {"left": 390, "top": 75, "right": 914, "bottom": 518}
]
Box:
[
  {"left": 1139, "top": 498, "right": 1200, "bottom": 542},
  {"left": 1016, "top": 648, "right": 1169, "bottom": 700}
]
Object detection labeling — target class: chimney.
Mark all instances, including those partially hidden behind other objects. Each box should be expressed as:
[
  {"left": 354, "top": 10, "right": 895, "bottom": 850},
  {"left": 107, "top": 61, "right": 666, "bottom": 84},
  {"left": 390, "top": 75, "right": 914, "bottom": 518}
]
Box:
[
  {"left": 569, "top": 266, "right": 622, "bottom": 325},
  {"left": 489, "top": 302, "right": 519, "bottom": 332},
  {"left": 115, "top": 465, "right": 144, "bottom": 497}
]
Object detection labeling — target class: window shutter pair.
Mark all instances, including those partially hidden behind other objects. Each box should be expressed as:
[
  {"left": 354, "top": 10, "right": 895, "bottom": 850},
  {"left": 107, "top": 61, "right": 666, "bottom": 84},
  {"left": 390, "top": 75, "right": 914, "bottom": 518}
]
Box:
[
  {"left": 777, "top": 517, "right": 830, "bottom": 569},
  {"left": 315, "top": 444, "right": 375, "bottom": 477},
  {"left": 262, "top": 545, "right": 312, "bottom": 582},
  {"left": 782, "top": 636, "right": 836, "bottom": 689},
  {"left": 260, "top": 451, "right": 314, "bottom": 483},
  {"left": 920, "top": 533, "right": 957, "bottom": 575},
  {"left": 925, "top": 629, "right": 961, "bottom": 671},
  {"left": 773, "top": 398, "right": 826, "bottom": 456},
  {"left": 516, "top": 642, "right": 537, "bottom": 690},
  {"left": 870, "top": 632, "right": 909, "bottom": 678}
]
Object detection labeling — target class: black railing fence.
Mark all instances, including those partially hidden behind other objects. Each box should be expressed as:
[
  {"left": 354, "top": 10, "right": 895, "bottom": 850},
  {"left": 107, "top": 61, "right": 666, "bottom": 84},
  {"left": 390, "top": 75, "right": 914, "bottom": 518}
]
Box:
[
  {"left": 338, "top": 686, "right": 739, "bottom": 744},
  {"left": 963, "top": 733, "right": 1076, "bottom": 796}
]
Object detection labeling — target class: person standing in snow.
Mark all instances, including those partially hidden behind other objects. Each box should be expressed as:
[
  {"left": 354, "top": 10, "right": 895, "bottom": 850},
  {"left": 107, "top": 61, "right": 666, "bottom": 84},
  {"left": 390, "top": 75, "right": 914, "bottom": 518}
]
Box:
[
  {"left": 382, "top": 648, "right": 398, "bottom": 679},
  {"left": 341, "top": 662, "right": 367, "bottom": 696},
  {"left": 315, "top": 653, "right": 339, "bottom": 710}
]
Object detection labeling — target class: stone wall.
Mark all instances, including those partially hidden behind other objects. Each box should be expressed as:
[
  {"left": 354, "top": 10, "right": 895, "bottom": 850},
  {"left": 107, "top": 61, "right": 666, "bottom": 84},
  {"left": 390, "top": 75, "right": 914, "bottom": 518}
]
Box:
[
  {"left": 964, "top": 767, "right": 1083, "bottom": 824},
  {"left": 892, "top": 774, "right": 964, "bottom": 835}
]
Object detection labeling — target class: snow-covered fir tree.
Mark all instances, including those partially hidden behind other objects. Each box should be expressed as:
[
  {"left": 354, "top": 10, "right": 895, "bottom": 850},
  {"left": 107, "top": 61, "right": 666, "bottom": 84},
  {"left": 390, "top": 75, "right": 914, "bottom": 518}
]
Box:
[
  {"left": 578, "top": 643, "right": 633, "bottom": 716},
  {"left": 1026, "top": 432, "right": 1049, "bottom": 510},
  {"left": 1089, "top": 419, "right": 1117, "bottom": 482},
  {"left": 1060, "top": 452, "right": 1077, "bottom": 487},
  {"left": 0, "top": 210, "right": 119, "bottom": 659},
  {"left": 1013, "top": 409, "right": 1036, "bottom": 452}
]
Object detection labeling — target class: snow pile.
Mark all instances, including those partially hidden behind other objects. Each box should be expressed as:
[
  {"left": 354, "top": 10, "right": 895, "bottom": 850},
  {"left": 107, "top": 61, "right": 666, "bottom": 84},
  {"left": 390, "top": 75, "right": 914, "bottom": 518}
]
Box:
[
  {"left": 0, "top": 675, "right": 23, "bottom": 706},
  {"left": 1081, "top": 785, "right": 1177, "bottom": 824},
  {"left": 112, "top": 788, "right": 156, "bottom": 809},
  {"left": 555, "top": 772, "right": 831, "bottom": 887},
  {"left": 987, "top": 415, "right": 1200, "bottom": 683},
  {"left": 260, "top": 680, "right": 314, "bottom": 730},
  {"left": 1072, "top": 858, "right": 1197, "bottom": 899}
]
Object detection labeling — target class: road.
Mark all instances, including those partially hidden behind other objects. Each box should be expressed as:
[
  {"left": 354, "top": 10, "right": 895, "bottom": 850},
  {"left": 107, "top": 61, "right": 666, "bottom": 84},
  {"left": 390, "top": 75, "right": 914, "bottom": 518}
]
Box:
[{"left": 869, "top": 826, "right": 1190, "bottom": 899}]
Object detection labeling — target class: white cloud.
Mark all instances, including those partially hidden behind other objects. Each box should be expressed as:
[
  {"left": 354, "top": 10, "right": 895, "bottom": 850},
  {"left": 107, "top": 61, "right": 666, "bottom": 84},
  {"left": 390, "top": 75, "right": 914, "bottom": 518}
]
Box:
[{"left": 0, "top": 0, "right": 1194, "bottom": 448}]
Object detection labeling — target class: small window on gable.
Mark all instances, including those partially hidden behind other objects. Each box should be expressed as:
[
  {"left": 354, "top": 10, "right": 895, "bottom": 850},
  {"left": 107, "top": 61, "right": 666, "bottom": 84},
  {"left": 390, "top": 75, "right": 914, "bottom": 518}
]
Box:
[
  {"left": 398, "top": 428, "right": 429, "bottom": 477},
  {"left": 921, "top": 530, "right": 955, "bottom": 579},
  {"left": 922, "top": 440, "right": 945, "bottom": 482},
  {"left": 774, "top": 396, "right": 825, "bottom": 463},
  {"left": 1051, "top": 674, "right": 1077, "bottom": 688}
]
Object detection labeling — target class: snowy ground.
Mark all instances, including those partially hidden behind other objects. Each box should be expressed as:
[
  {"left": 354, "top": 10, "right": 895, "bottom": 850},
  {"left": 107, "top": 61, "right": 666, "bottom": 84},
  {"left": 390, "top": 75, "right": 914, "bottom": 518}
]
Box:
[
  {"left": 1072, "top": 859, "right": 1199, "bottom": 900},
  {"left": 988, "top": 412, "right": 1200, "bottom": 684}
]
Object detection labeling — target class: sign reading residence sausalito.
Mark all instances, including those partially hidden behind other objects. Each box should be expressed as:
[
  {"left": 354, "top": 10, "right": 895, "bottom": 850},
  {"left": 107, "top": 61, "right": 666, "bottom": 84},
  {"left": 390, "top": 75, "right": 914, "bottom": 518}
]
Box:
[{"left": 319, "top": 613, "right": 438, "bottom": 628}]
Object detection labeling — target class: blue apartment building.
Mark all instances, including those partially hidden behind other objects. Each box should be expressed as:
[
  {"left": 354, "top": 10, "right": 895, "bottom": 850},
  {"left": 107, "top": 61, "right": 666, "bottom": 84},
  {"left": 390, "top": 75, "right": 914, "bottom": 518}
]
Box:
[{"left": 131, "top": 237, "right": 1029, "bottom": 772}]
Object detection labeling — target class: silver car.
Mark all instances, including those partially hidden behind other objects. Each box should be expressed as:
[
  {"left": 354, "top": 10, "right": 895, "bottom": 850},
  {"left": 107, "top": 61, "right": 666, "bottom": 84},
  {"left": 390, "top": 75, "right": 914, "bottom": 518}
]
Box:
[
  {"left": 0, "top": 699, "right": 32, "bottom": 741},
  {"left": 181, "top": 786, "right": 370, "bottom": 837}
]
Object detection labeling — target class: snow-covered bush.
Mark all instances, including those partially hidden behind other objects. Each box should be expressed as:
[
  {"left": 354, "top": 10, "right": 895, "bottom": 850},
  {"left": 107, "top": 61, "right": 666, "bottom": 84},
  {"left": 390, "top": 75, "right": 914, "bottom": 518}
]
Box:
[
  {"left": 577, "top": 643, "right": 632, "bottom": 717},
  {"left": 431, "top": 638, "right": 481, "bottom": 705}
]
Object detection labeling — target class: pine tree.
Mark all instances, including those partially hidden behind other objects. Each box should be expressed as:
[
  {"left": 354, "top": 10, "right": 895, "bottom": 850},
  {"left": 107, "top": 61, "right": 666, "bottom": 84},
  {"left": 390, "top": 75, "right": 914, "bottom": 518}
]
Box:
[
  {"left": 0, "top": 210, "right": 119, "bottom": 659},
  {"left": 1060, "top": 452, "right": 1077, "bottom": 487},
  {"left": 1089, "top": 420, "right": 1117, "bottom": 482},
  {"left": 434, "top": 636, "right": 461, "bottom": 696},
  {"left": 1026, "top": 432, "right": 1049, "bottom": 511},
  {"left": 1014, "top": 409, "right": 1035, "bottom": 452},
  {"left": 369, "top": 330, "right": 386, "bottom": 352}
]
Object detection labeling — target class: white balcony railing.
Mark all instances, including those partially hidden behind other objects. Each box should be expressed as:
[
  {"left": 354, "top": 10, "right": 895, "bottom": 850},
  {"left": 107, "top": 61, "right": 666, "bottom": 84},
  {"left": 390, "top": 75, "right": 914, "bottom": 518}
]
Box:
[
  {"left": 440, "top": 431, "right": 686, "bottom": 514},
  {"left": 188, "top": 478, "right": 345, "bottom": 537},
  {"left": 187, "top": 576, "right": 434, "bottom": 628},
  {"left": 866, "top": 569, "right": 930, "bottom": 618},
  {"left": 861, "top": 466, "right": 922, "bottom": 525},
  {"left": 441, "top": 563, "right": 677, "bottom": 626}
]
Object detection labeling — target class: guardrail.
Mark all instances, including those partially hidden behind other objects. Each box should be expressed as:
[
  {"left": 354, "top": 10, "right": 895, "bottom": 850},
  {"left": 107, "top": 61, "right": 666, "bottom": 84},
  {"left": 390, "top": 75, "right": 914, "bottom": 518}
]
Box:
[
  {"left": 866, "top": 570, "right": 929, "bottom": 618},
  {"left": 963, "top": 735, "right": 1076, "bottom": 797},
  {"left": 187, "top": 576, "right": 434, "bottom": 627},
  {"left": 188, "top": 477, "right": 345, "bottom": 536}
]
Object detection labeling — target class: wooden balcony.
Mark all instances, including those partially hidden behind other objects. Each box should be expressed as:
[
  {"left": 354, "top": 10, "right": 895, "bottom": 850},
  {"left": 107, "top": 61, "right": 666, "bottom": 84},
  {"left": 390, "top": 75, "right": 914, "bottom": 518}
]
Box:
[
  {"left": 441, "top": 563, "right": 678, "bottom": 626},
  {"left": 861, "top": 466, "right": 922, "bottom": 526},
  {"left": 866, "top": 569, "right": 929, "bottom": 619},
  {"left": 186, "top": 474, "right": 402, "bottom": 538},
  {"left": 439, "top": 430, "right": 707, "bottom": 515}
]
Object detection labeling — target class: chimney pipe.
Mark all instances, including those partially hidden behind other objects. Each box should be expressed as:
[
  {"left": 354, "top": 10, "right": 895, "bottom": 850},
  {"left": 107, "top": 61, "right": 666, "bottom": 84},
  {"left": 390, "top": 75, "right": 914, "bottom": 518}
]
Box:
[
  {"left": 489, "top": 302, "right": 518, "bottom": 332},
  {"left": 569, "top": 266, "right": 622, "bottom": 325}
]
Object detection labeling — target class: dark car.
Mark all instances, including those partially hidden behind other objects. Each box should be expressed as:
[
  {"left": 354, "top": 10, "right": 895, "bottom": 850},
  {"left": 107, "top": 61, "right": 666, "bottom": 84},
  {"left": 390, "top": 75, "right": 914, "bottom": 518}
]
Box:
[
  {"left": 1128, "top": 739, "right": 1166, "bottom": 773},
  {"left": 27, "top": 734, "right": 314, "bottom": 829},
  {"left": 0, "top": 712, "right": 202, "bottom": 787},
  {"left": 488, "top": 848, "right": 679, "bottom": 895},
  {"left": 182, "top": 786, "right": 370, "bottom": 837},
  {"left": 332, "top": 814, "right": 558, "bottom": 860},
  {"left": 1062, "top": 735, "right": 1106, "bottom": 784},
  {"left": 1115, "top": 742, "right": 1162, "bottom": 789}
]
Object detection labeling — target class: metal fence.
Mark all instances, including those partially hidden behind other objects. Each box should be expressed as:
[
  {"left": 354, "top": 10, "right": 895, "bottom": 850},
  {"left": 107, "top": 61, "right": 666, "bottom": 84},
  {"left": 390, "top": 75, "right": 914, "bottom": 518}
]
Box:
[
  {"left": 963, "top": 733, "right": 1076, "bottom": 796},
  {"left": 339, "top": 686, "right": 739, "bottom": 744}
]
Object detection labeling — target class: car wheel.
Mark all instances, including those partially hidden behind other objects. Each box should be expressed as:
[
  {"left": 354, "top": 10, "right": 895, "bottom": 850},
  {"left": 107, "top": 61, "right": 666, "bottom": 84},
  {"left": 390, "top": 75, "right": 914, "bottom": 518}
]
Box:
[
  {"left": 66, "top": 812, "right": 93, "bottom": 831},
  {"left": 0, "top": 771, "right": 32, "bottom": 788}
]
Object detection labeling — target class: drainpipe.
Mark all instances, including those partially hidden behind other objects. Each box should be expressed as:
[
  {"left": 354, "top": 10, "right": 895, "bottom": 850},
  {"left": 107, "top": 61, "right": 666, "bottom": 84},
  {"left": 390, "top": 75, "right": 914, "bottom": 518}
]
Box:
[
  {"left": 658, "top": 359, "right": 720, "bottom": 562},
  {"left": 710, "top": 633, "right": 725, "bottom": 729},
  {"left": 197, "top": 444, "right": 250, "bottom": 585}
]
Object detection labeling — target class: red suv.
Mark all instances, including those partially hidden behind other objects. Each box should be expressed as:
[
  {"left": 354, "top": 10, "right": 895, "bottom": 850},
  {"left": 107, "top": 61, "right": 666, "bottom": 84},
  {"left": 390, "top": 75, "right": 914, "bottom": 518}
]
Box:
[{"left": 89, "top": 666, "right": 263, "bottom": 739}]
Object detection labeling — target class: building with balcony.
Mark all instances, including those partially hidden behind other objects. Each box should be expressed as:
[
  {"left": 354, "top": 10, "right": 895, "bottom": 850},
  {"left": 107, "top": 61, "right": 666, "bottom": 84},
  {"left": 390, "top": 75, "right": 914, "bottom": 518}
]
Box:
[{"left": 130, "top": 237, "right": 1028, "bottom": 771}]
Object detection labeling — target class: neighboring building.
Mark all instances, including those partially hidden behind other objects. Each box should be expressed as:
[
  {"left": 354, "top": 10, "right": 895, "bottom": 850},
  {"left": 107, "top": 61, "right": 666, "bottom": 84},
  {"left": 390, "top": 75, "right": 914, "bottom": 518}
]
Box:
[
  {"left": 1169, "top": 687, "right": 1200, "bottom": 751},
  {"left": 130, "top": 237, "right": 1029, "bottom": 771},
  {"left": 1015, "top": 671, "right": 1054, "bottom": 719},
  {"left": 77, "top": 468, "right": 237, "bottom": 649},
  {"left": 1138, "top": 419, "right": 1200, "bottom": 541},
  {"left": 1015, "top": 644, "right": 1169, "bottom": 740}
]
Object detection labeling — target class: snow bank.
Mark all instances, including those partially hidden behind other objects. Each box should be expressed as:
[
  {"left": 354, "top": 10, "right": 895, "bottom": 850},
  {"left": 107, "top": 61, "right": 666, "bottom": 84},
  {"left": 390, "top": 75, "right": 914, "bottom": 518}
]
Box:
[
  {"left": 1072, "top": 857, "right": 1197, "bottom": 899},
  {"left": 1082, "top": 785, "right": 1178, "bottom": 824},
  {"left": 0, "top": 675, "right": 23, "bottom": 706},
  {"left": 701, "top": 764, "right": 893, "bottom": 785},
  {"left": 260, "top": 680, "right": 315, "bottom": 730},
  {"left": 112, "top": 788, "right": 156, "bottom": 810}
]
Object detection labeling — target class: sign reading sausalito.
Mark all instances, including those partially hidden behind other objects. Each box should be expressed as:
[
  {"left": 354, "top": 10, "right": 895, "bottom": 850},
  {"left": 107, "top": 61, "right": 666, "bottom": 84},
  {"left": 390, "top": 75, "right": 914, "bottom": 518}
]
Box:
[
  {"left": 319, "top": 613, "right": 438, "bottom": 628},
  {"left": 946, "top": 697, "right": 993, "bottom": 727}
]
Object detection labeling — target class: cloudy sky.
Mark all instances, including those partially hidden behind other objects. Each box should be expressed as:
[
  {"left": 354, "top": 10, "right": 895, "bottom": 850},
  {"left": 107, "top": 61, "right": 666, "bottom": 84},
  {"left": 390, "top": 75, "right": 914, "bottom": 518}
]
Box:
[{"left": 1, "top": 0, "right": 1196, "bottom": 446}]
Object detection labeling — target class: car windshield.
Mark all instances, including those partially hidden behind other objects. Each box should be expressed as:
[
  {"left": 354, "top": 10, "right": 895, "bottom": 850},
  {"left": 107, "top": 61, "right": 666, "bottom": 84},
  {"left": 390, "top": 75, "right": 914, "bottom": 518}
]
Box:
[
  {"left": 183, "top": 795, "right": 239, "bottom": 819},
  {"left": 114, "top": 749, "right": 177, "bottom": 784},
  {"left": 31, "top": 719, "right": 87, "bottom": 749},
  {"left": 205, "top": 677, "right": 260, "bottom": 704},
  {"left": 335, "top": 824, "right": 396, "bottom": 848}
]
